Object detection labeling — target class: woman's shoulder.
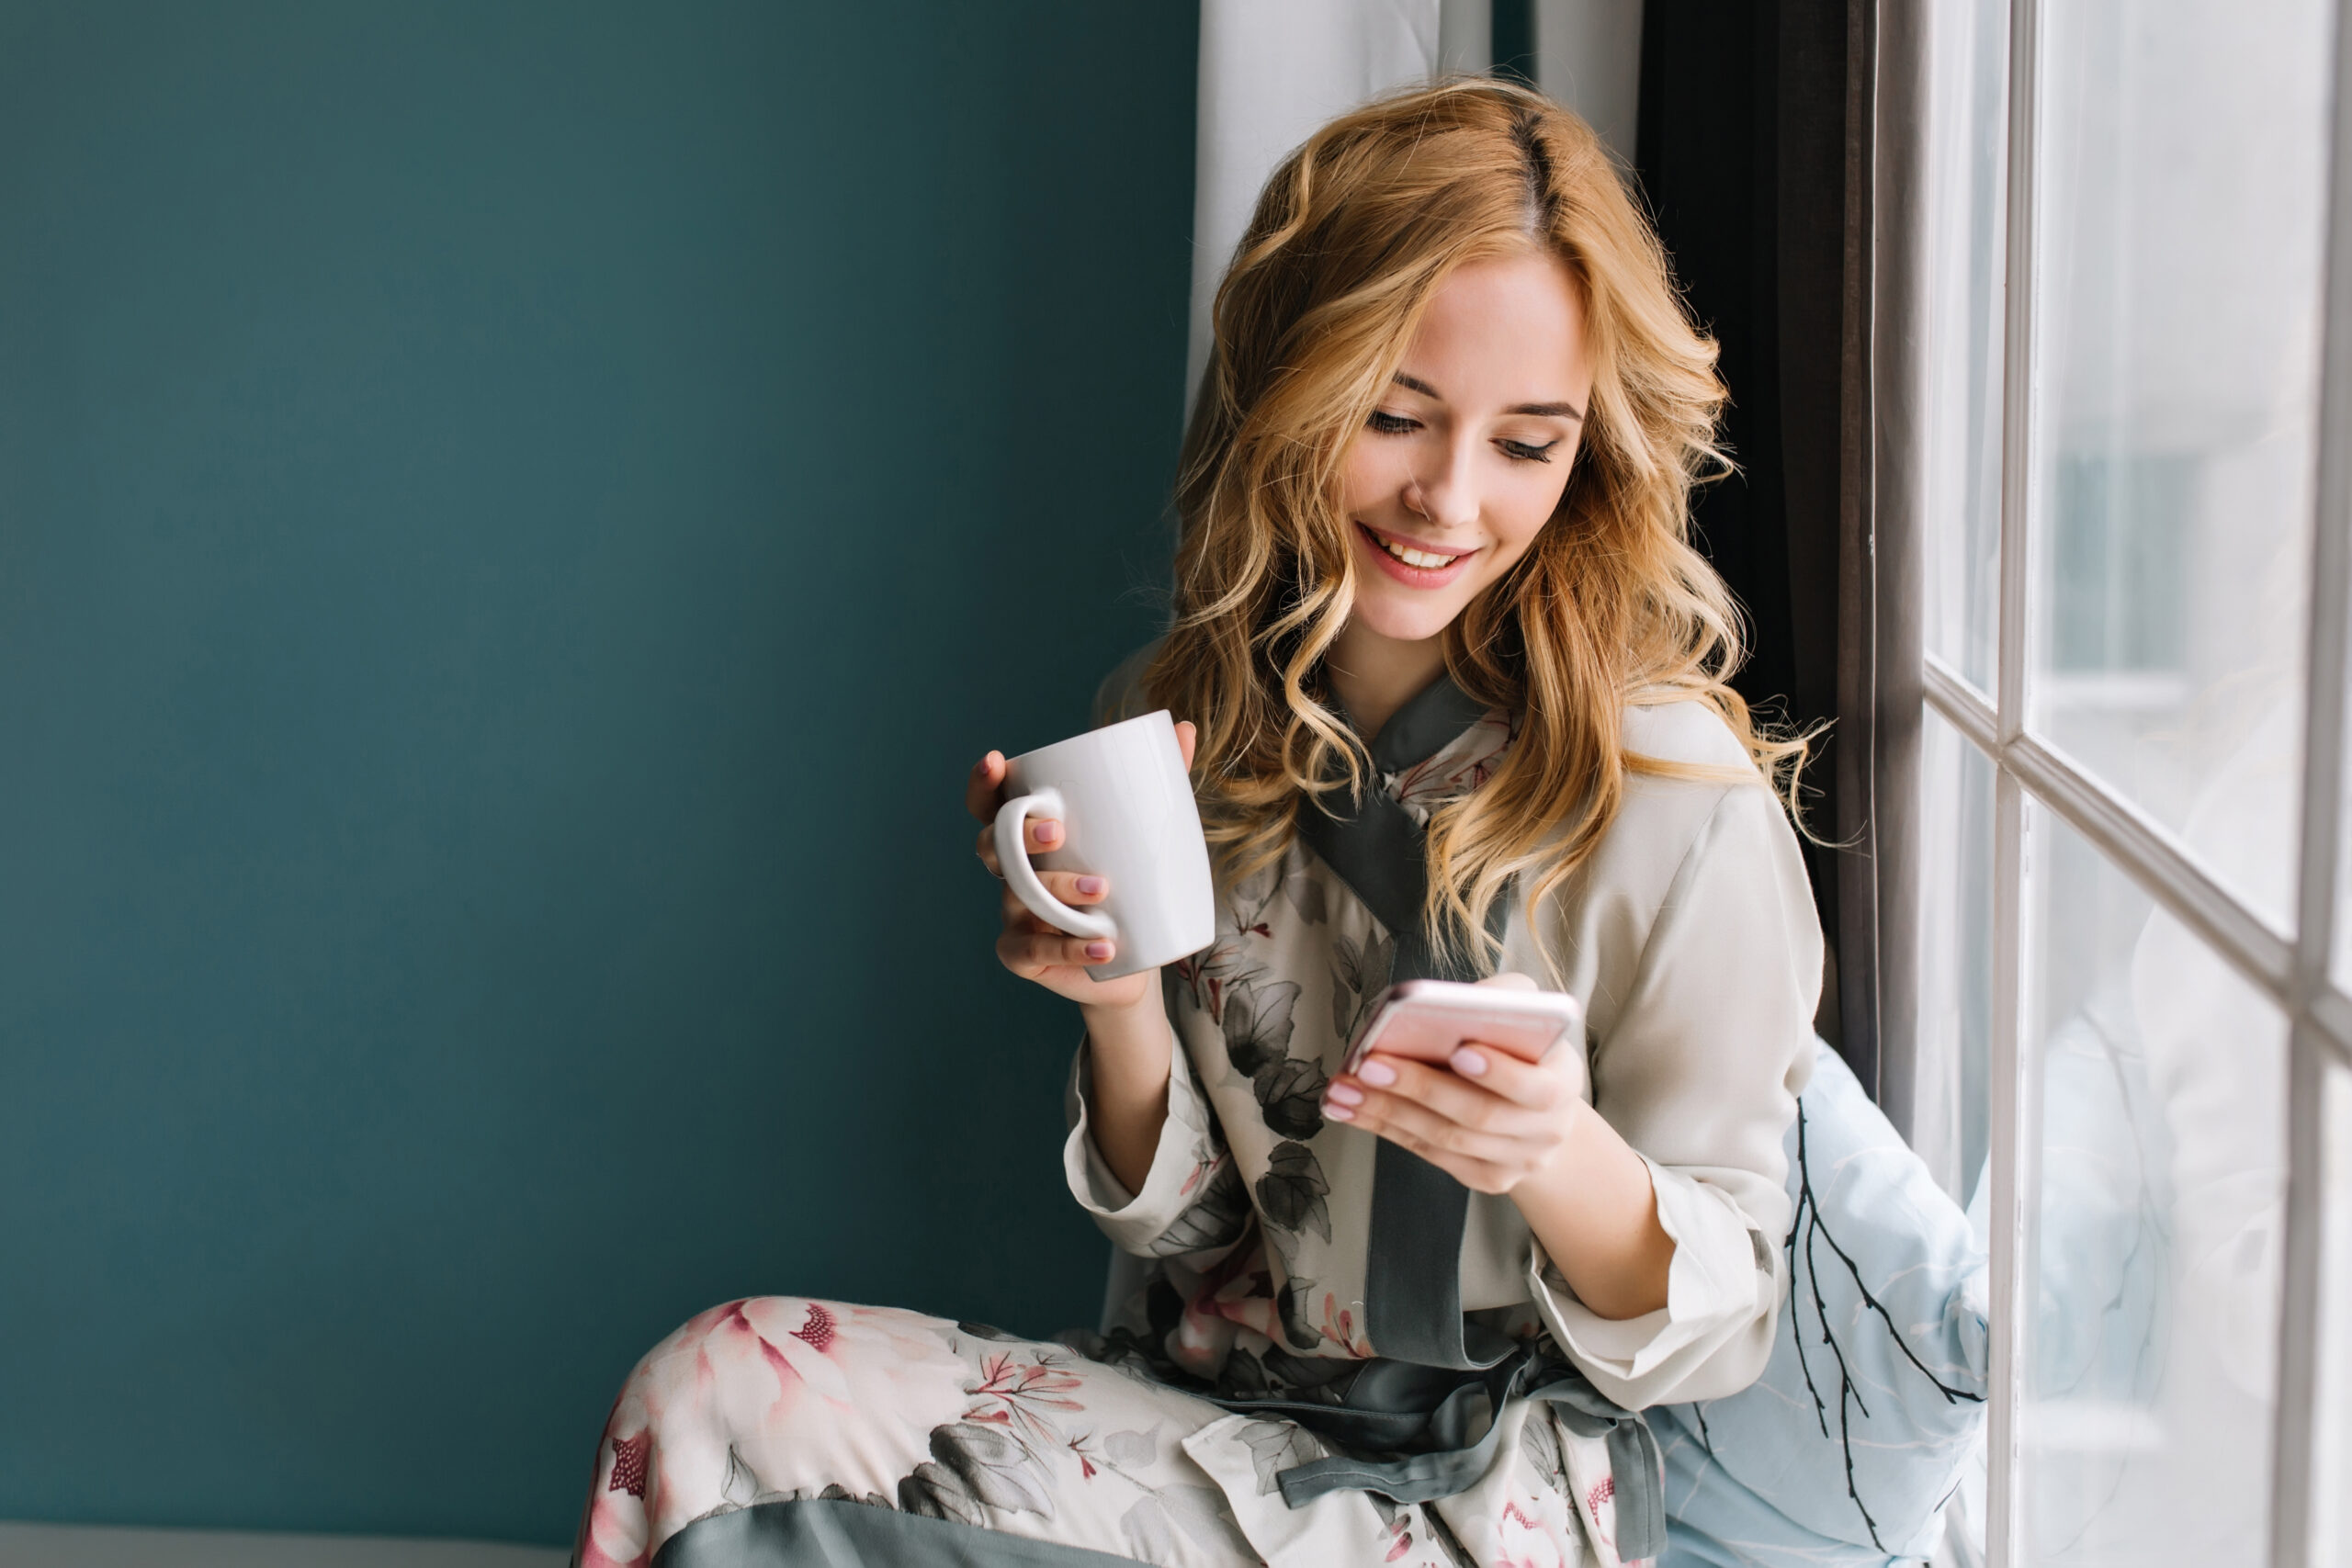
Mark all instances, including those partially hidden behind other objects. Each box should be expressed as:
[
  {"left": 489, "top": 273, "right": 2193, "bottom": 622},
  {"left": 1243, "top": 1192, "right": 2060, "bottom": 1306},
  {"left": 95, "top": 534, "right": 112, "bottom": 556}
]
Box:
[
  {"left": 1514, "top": 692, "right": 1816, "bottom": 1029},
  {"left": 1618, "top": 692, "right": 1758, "bottom": 777},
  {"left": 1579, "top": 693, "right": 1789, "bottom": 887}
]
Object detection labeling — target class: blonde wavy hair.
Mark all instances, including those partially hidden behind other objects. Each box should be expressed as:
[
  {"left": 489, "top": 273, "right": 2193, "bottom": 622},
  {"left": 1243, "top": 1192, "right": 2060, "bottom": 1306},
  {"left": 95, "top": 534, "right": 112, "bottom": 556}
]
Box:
[{"left": 1143, "top": 77, "right": 1812, "bottom": 973}]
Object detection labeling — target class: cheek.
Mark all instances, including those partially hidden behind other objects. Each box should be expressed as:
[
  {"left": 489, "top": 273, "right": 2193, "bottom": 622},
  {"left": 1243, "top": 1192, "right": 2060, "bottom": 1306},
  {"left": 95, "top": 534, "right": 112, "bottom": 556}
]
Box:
[
  {"left": 1336, "top": 437, "right": 1401, "bottom": 517},
  {"left": 1487, "top": 463, "right": 1573, "bottom": 562}
]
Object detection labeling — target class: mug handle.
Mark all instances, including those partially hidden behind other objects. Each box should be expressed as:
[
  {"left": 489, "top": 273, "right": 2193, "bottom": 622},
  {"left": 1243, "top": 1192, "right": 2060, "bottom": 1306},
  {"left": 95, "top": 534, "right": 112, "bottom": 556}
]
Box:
[{"left": 993, "top": 787, "right": 1116, "bottom": 942}]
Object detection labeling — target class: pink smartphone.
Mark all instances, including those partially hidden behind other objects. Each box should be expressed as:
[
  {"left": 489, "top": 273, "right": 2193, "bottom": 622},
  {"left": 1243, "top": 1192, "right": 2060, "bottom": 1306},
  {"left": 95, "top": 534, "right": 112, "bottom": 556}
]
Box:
[{"left": 1341, "top": 978, "right": 1584, "bottom": 1076}]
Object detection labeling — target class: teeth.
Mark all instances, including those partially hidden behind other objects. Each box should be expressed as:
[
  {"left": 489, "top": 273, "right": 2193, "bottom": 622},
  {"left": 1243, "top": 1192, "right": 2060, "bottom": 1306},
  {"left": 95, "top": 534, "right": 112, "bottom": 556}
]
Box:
[{"left": 1380, "top": 536, "right": 1461, "bottom": 569}]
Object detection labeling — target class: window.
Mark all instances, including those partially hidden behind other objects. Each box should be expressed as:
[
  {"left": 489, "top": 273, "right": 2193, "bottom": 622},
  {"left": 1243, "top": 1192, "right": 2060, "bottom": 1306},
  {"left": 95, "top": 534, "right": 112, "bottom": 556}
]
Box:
[{"left": 1914, "top": 0, "right": 2351, "bottom": 1562}]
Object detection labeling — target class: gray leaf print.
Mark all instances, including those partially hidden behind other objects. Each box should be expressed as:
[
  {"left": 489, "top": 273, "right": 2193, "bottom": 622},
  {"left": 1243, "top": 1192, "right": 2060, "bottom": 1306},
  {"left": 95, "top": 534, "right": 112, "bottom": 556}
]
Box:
[
  {"left": 926, "top": 1421, "right": 1054, "bottom": 1518},
  {"left": 1222, "top": 978, "right": 1301, "bottom": 1079},
  {"left": 1330, "top": 935, "right": 1363, "bottom": 1038},
  {"left": 1329, "top": 930, "right": 1396, "bottom": 1039},
  {"left": 1253, "top": 1055, "right": 1328, "bottom": 1140},
  {"left": 1333, "top": 933, "right": 1363, "bottom": 992},
  {"left": 1255, "top": 1139, "right": 1332, "bottom": 1243},
  {"left": 898, "top": 1461, "right": 984, "bottom": 1526},
  {"left": 1275, "top": 1275, "right": 1325, "bottom": 1349},
  {"left": 1102, "top": 1427, "right": 1159, "bottom": 1469},
  {"left": 1519, "top": 1405, "right": 1568, "bottom": 1494},
  {"left": 1283, "top": 854, "right": 1330, "bottom": 926},
  {"left": 1238, "top": 1418, "right": 1325, "bottom": 1496},
  {"left": 1148, "top": 1159, "right": 1251, "bottom": 1258}
]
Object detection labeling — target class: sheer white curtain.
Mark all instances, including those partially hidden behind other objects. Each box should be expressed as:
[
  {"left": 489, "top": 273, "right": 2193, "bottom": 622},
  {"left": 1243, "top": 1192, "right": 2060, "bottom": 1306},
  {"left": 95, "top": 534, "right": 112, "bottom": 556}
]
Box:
[
  {"left": 1185, "top": 0, "right": 1444, "bottom": 400},
  {"left": 1532, "top": 0, "right": 1643, "bottom": 160},
  {"left": 1184, "top": 0, "right": 1646, "bottom": 402}
]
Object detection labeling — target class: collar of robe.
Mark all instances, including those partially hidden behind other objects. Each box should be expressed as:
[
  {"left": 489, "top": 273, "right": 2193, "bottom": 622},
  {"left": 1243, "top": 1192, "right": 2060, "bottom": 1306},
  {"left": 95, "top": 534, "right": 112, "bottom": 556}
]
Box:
[{"left": 1292, "top": 668, "right": 1494, "bottom": 972}]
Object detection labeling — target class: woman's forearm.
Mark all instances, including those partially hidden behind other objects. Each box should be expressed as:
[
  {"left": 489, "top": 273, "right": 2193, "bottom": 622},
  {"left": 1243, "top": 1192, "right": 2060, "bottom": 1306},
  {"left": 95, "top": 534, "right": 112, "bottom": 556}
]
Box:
[
  {"left": 1510, "top": 1100, "right": 1676, "bottom": 1321},
  {"left": 1079, "top": 988, "right": 1176, "bottom": 1196}
]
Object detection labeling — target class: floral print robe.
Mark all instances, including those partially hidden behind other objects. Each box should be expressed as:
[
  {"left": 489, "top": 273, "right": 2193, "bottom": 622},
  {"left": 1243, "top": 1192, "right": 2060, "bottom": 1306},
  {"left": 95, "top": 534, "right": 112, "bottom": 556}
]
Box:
[{"left": 569, "top": 687, "right": 1822, "bottom": 1568}]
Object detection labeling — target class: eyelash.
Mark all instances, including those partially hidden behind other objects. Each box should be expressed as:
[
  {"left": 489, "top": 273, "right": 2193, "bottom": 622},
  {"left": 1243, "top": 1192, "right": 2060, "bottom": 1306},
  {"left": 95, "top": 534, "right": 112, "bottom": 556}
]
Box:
[{"left": 1366, "top": 409, "right": 1558, "bottom": 464}]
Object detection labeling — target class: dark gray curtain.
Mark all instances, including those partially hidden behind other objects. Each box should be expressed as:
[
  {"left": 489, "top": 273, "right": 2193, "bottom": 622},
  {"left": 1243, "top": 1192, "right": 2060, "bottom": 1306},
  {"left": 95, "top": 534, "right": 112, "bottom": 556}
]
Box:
[{"left": 1634, "top": 0, "right": 1923, "bottom": 1114}]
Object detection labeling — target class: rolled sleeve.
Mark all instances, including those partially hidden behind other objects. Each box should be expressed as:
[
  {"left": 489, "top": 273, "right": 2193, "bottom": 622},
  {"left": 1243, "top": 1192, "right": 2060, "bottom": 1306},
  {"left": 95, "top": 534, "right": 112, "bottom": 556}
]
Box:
[
  {"left": 1061, "top": 1033, "right": 1240, "bottom": 1258},
  {"left": 1528, "top": 1156, "right": 1781, "bottom": 1406},
  {"left": 1542, "top": 779, "right": 1820, "bottom": 1407}
]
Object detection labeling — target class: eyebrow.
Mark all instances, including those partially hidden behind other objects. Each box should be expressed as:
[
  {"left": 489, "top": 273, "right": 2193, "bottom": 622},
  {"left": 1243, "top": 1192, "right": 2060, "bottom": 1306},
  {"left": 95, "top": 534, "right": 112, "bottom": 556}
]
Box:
[{"left": 1392, "top": 371, "right": 1585, "bottom": 423}]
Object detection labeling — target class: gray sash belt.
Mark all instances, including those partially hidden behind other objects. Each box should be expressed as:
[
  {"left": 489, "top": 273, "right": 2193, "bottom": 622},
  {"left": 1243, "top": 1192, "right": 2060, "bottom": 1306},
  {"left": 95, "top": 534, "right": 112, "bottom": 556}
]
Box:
[
  {"left": 1208, "top": 1343, "right": 1667, "bottom": 1562},
  {"left": 1273, "top": 675, "right": 1666, "bottom": 1562}
]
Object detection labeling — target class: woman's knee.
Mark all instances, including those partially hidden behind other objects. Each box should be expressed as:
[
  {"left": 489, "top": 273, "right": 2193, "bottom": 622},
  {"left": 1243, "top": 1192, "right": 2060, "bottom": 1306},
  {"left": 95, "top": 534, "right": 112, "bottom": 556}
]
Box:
[
  {"left": 613, "top": 1295, "right": 971, "bottom": 1434},
  {"left": 586, "top": 1299, "right": 878, "bottom": 1505},
  {"left": 651, "top": 1295, "right": 844, "bottom": 1363}
]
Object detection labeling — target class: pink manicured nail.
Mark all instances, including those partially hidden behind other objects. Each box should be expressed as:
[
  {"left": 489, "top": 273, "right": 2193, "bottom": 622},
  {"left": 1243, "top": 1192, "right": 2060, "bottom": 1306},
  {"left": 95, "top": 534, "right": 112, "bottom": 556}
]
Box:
[
  {"left": 1035, "top": 821, "right": 1061, "bottom": 844},
  {"left": 1325, "top": 1082, "right": 1364, "bottom": 1107},
  {"left": 1322, "top": 1102, "right": 1355, "bottom": 1122},
  {"left": 1358, "top": 1060, "right": 1396, "bottom": 1088},
  {"left": 1450, "top": 1047, "right": 1487, "bottom": 1077},
  {"left": 1085, "top": 941, "right": 1114, "bottom": 960},
  {"left": 1075, "top": 875, "right": 1105, "bottom": 896}
]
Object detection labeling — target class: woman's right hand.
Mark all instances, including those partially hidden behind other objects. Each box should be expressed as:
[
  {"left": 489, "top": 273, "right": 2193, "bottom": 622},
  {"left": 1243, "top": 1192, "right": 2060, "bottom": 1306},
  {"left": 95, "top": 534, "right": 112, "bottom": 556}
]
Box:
[{"left": 966, "top": 722, "right": 1198, "bottom": 1012}]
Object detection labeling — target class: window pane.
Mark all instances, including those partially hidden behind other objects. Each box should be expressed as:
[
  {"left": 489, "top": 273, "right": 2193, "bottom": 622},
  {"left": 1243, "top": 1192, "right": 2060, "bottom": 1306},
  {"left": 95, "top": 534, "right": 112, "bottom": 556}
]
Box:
[
  {"left": 2018, "top": 803, "right": 2285, "bottom": 1566},
  {"left": 2026, "top": 0, "right": 2327, "bottom": 932},
  {"left": 2337, "top": 590, "right": 2352, "bottom": 994},
  {"left": 1921, "top": 0, "right": 2007, "bottom": 692},
  {"left": 2316, "top": 1058, "right": 2352, "bottom": 1567},
  {"left": 1915, "top": 708, "right": 1996, "bottom": 1203}
]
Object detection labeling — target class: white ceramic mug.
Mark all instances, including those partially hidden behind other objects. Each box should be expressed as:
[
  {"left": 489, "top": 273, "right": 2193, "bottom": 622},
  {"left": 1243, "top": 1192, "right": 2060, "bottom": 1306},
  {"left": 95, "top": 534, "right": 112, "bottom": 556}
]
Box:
[{"left": 992, "top": 709, "right": 1215, "bottom": 982}]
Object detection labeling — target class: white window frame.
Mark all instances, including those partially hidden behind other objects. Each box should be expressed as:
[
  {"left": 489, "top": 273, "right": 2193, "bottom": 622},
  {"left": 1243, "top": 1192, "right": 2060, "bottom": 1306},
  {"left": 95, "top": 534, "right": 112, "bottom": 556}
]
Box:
[{"left": 1918, "top": 0, "right": 2352, "bottom": 1560}]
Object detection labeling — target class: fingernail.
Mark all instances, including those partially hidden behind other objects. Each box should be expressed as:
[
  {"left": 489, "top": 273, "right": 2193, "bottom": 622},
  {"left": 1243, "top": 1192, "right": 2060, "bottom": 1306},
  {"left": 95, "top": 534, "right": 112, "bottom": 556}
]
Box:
[
  {"left": 1085, "top": 941, "right": 1114, "bottom": 960},
  {"left": 1451, "top": 1047, "right": 1487, "bottom": 1077},
  {"left": 1358, "top": 1060, "right": 1396, "bottom": 1088},
  {"left": 1035, "top": 822, "right": 1061, "bottom": 844},
  {"left": 1325, "top": 1082, "right": 1364, "bottom": 1107},
  {"left": 1322, "top": 1102, "right": 1355, "bottom": 1122},
  {"left": 1076, "top": 875, "right": 1105, "bottom": 896}
]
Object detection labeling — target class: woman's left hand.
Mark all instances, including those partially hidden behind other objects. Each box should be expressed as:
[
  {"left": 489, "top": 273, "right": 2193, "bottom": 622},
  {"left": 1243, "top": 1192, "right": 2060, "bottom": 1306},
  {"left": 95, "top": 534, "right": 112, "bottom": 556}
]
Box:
[{"left": 1318, "top": 975, "right": 1584, "bottom": 1197}]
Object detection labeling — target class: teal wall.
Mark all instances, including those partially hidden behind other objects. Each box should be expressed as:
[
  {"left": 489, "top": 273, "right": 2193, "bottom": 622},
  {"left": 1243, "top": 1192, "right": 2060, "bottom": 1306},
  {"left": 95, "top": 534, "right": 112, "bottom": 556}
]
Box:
[{"left": 0, "top": 1, "right": 1197, "bottom": 1545}]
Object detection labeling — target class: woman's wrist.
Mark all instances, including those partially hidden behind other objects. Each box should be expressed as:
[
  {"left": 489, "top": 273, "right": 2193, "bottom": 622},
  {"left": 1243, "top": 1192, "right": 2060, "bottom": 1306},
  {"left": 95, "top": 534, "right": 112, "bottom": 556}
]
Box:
[
  {"left": 1079, "top": 982, "right": 1175, "bottom": 1196},
  {"left": 1080, "top": 984, "right": 1172, "bottom": 1070},
  {"left": 1510, "top": 1100, "right": 1675, "bottom": 1321}
]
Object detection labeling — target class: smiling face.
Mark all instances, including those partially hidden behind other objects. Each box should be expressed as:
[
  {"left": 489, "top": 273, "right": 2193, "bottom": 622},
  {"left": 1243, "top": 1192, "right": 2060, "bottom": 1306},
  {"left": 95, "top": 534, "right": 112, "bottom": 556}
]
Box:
[{"left": 1336, "top": 247, "right": 1595, "bottom": 652}]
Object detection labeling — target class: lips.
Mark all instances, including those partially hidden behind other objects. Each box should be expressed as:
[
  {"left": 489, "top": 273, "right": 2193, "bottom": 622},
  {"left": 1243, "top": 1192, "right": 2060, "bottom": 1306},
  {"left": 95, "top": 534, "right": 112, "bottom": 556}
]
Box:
[{"left": 1354, "top": 521, "right": 1478, "bottom": 588}]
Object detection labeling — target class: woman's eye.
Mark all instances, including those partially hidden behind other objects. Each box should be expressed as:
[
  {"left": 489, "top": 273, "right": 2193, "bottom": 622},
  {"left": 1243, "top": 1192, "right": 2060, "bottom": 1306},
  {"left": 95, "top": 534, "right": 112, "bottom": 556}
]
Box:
[
  {"left": 1499, "top": 438, "right": 1560, "bottom": 464},
  {"left": 1367, "top": 410, "right": 1419, "bottom": 434}
]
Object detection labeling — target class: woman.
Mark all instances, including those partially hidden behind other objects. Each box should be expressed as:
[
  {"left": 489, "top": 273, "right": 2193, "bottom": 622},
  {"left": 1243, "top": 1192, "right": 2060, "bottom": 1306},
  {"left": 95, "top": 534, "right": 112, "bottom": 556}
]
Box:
[{"left": 572, "top": 78, "right": 1822, "bottom": 1568}]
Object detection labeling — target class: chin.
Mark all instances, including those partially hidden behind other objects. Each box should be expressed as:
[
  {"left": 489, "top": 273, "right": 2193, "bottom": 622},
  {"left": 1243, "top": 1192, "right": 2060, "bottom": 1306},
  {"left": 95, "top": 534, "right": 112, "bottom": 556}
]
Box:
[{"left": 1348, "top": 584, "right": 1470, "bottom": 645}]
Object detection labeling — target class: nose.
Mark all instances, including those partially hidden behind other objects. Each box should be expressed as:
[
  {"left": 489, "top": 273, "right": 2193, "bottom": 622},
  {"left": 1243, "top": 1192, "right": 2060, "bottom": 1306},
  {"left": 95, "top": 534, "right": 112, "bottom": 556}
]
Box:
[{"left": 1402, "top": 434, "right": 1481, "bottom": 534}]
